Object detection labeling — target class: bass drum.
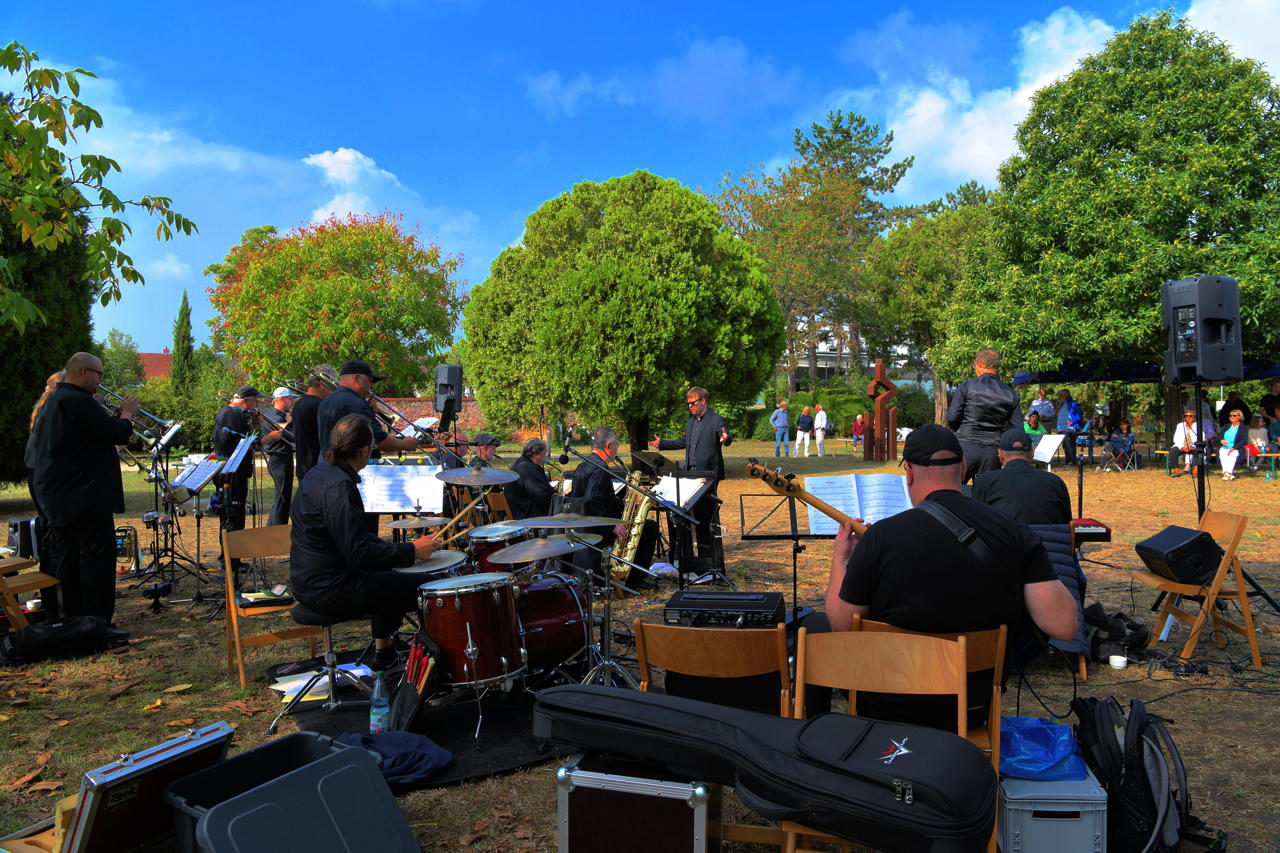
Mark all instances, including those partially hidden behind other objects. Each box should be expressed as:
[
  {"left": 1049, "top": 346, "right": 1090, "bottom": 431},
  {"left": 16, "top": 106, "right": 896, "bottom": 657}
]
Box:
[
  {"left": 467, "top": 523, "right": 531, "bottom": 574},
  {"left": 418, "top": 572, "right": 526, "bottom": 687},
  {"left": 516, "top": 572, "right": 588, "bottom": 680}
]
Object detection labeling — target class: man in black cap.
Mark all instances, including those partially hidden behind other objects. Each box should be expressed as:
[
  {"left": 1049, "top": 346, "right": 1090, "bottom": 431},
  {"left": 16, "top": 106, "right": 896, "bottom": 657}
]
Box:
[
  {"left": 945, "top": 349, "right": 1022, "bottom": 484},
  {"left": 213, "top": 386, "right": 262, "bottom": 570},
  {"left": 821, "top": 424, "right": 1075, "bottom": 729},
  {"left": 469, "top": 432, "right": 500, "bottom": 468},
  {"left": 972, "top": 428, "right": 1072, "bottom": 526},
  {"left": 316, "top": 359, "right": 420, "bottom": 459}
]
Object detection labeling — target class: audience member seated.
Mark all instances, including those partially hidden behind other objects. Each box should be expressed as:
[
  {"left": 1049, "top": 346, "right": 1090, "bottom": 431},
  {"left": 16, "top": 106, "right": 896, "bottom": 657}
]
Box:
[
  {"left": 1023, "top": 411, "right": 1048, "bottom": 448},
  {"left": 1171, "top": 408, "right": 1206, "bottom": 476},
  {"left": 849, "top": 414, "right": 865, "bottom": 448},
  {"left": 1105, "top": 420, "right": 1137, "bottom": 469},
  {"left": 1217, "top": 391, "right": 1252, "bottom": 430},
  {"left": 1247, "top": 415, "right": 1269, "bottom": 472},
  {"left": 1217, "top": 409, "right": 1249, "bottom": 481}
]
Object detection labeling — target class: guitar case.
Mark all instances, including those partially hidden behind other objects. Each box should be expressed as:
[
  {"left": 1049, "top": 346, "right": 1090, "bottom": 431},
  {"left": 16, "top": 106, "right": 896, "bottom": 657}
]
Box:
[{"left": 532, "top": 685, "right": 996, "bottom": 853}]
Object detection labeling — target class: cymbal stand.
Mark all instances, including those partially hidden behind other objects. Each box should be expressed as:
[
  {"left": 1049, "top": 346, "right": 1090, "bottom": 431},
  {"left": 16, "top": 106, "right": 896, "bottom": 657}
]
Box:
[{"left": 571, "top": 536, "right": 639, "bottom": 689}]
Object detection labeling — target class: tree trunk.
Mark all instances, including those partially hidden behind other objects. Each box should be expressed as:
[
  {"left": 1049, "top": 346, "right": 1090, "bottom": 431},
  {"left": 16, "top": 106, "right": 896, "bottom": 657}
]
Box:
[
  {"left": 807, "top": 344, "right": 819, "bottom": 390},
  {"left": 626, "top": 414, "right": 651, "bottom": 453},
  {"left": 931, "top": 367, "right": 948, "bottom": 425}
]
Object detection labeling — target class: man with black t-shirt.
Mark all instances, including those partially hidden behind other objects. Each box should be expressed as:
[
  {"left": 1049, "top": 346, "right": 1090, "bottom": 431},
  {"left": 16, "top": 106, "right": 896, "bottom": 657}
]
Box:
[
  {"left": 823, "top": 424, "right": 1076, "bottom": 730},
  {"left": 291, "top": 373, "right": 330, "bottom": 484},
  {"left": 569, "top": 427, "right": 629, "bottom": 578},
  {"left": 972, "top": 428, "right": 1071, "bottom": 526}
]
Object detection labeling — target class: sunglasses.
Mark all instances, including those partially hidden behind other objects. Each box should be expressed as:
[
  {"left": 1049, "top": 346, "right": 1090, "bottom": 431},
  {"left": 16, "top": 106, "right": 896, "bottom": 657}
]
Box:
[{"left": 686, "top": 399, "right": 704, "bottom": 407}]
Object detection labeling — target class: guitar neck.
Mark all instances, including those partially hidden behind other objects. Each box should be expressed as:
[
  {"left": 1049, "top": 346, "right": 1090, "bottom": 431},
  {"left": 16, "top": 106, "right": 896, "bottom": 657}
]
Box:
[{"left": 744, "top": 463, "right": 868, "bottom": 534}]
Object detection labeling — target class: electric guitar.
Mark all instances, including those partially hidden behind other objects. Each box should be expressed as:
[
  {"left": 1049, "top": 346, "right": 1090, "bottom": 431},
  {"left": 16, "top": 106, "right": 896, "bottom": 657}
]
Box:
[{"left": 744, "top": 459, "right": 868, "bottom": 535}]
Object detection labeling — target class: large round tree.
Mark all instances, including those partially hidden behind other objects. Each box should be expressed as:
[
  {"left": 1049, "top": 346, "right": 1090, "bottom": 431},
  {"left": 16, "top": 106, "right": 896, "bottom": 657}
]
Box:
[
  {"left": 936, "top": 12, "right": 1280, "bottom": 379},
  {"left": 462, "top": 170, "right": 784, "bottom": 447}
]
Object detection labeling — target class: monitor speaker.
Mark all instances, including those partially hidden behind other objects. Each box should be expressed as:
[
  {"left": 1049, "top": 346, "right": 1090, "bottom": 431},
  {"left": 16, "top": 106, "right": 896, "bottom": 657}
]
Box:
[
  {"left": 434, "top": 364, "right": 463, "bottom": 413},
  {"left": 1135, "top": 525, "right": 1223, "bottom": 585},
  {"left": 1161, "top": 275, "right": 1243, "bottom": 385}
]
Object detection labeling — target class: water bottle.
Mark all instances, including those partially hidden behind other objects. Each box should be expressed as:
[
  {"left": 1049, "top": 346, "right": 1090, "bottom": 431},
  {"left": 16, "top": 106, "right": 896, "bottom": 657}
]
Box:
[{"left": 369, "top": 671, "right": 390, "bottom": 734}]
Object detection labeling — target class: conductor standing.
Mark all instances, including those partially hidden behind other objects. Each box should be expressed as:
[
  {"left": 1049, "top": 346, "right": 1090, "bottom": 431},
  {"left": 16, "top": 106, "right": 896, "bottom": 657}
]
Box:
[{"left": 651, "top": 386, "right": 732, "bottom": 568}]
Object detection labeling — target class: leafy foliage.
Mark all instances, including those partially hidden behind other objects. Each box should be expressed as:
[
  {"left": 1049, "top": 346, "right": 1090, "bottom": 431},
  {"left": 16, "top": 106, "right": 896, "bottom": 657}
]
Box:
[
  {"left": 937, "top": 13, "right": 1280, "bottom": 380},
  {"left": 96, "top": 328, "right": 144, "bottom": 389},
  {"left": 170, "top": 291, "right": 195, "bottom": 390},
  {"left": 0, "top": 212, "right": 93, "bottom": 483},
  {"left": 206, "top": 214, "right": 463, "bottom": 390},
  {"left": 0, "top": 41, "right": 197, "bottom": 330},
  {"left": 462, "top": 170, "right": 784, "bottom": 446}
]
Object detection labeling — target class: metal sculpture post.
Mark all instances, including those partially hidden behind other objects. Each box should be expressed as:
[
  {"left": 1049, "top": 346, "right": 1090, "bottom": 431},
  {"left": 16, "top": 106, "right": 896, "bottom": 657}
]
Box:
[{"left": 862, "top": 359, "right": 899, "bottom": 463}]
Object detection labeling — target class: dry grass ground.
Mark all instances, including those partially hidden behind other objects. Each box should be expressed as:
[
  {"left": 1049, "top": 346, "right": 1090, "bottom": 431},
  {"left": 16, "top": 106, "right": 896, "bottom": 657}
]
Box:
[{"left": 2, "top": 440, "right": 1278, "bottom": 850}]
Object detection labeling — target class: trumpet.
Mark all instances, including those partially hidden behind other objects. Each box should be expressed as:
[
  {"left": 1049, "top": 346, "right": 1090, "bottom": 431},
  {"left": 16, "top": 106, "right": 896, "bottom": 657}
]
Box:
[
  {"left": 96, "top": 387, "right": 181, "bottom": 448},
  {"left": 255, "top": 402, "right": 296, "bottom": 449}
]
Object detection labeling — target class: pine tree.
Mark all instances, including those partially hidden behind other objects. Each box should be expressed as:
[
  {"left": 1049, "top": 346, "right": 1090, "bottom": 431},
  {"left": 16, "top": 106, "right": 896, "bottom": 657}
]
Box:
[{"left": 170, "top": 290, "right": 195, "bottom": 390}]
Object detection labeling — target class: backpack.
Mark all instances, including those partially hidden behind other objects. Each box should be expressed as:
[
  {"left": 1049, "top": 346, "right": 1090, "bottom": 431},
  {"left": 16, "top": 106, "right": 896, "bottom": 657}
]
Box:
[{"left": 1071, "top": 696, "right": 1225, "bottom": 852}]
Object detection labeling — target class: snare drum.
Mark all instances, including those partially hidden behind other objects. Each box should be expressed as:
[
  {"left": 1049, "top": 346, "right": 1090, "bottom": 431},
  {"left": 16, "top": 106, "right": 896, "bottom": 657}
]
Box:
[
  {"left": 393, "top": 549, "right": 467, "bottom": 584},
  {"left": 418, "top": 572, "right": 526, "bottom": 686},
  {"left": 515, "top": 572, "right": 588, "bottom": 679},
  {"left": 467, "top": 523, "right": 531, "bottom": 574}
]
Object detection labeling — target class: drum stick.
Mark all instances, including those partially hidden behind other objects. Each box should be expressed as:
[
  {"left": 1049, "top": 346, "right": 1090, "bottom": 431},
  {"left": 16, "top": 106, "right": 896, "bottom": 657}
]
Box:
[
  {"left": 441, "top": 526, "right": 471, "bottom": 546},
  {"left": 434, "top": 493, "right": 486, "bottom": 537}
]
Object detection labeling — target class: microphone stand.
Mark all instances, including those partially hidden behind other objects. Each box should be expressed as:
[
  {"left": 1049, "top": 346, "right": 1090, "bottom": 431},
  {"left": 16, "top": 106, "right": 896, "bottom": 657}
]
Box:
[{"left": 560, "top": 445, "right": 697, "bottom": 527}]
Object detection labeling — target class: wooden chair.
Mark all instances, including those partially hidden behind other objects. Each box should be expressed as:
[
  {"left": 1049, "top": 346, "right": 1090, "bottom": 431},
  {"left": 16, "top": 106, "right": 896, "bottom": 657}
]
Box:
[
  {"left": 484, "top": 490, "right": 514, "bottom": 523},
  {"left": 633, "top": 618, "right": 790, "bottom": 848},
  {"left": 785, "top": 627, "right": 979, "bottom": 853},
  {"left": 0, "top": 556, "right": 58, "bottom": 631},
  {"left": 222, "top": 525, "right": 321, "bottom": 688},
  {"left": 1132, "top": 511, "right": 1260, "bottom": 668}
]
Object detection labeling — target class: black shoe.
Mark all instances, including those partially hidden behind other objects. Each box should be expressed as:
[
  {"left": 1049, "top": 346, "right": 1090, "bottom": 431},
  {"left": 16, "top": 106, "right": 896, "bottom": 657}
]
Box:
[
  {"left": 371, "top": 647, "right": 397, "bottom": 672},
  {"left": 105, "top": 627, "right": 130, "bottom": 644}
]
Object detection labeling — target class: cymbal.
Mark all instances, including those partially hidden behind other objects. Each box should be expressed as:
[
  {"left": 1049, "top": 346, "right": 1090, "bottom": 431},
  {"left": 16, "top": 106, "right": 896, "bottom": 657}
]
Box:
[
  {"left": 487, "top": 533, "right": 603, "bottom": 564},
  {"left": 387, "top": 516, "right": 450, "bottom": 530},
  {"left": 510, "top": 513, "right": 625, "bottom": 529},
  {"left": 435, "top": 467, "right": 519, "bottom": 486}
]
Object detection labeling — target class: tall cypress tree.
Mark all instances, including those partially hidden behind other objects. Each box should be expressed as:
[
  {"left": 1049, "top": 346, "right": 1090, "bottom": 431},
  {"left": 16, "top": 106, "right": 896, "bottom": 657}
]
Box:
[{"left": 170, "top": 290, "right": 194, "bottom": 390}]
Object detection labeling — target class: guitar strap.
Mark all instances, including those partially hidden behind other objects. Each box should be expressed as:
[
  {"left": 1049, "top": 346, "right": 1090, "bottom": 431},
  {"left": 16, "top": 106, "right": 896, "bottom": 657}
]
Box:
[{"left": 916, "top": 498, "right": 996, "bottom": 567}]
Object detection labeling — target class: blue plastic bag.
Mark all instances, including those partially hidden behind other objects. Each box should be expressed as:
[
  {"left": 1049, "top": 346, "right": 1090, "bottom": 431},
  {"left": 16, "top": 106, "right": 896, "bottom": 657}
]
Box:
[{"left": 999, "top": 716, "right": 1087, "bottom": 780}]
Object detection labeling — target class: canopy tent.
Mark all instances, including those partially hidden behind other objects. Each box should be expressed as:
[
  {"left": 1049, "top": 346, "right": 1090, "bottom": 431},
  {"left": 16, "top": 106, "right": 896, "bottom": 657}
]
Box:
[{"left": 1012, "top": 359, "right": 1280, "bottom": 387}]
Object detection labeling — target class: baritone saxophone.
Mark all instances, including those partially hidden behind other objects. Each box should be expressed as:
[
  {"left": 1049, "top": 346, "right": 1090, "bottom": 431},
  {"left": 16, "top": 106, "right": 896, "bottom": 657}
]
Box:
[{"left": 612, "top": 471, "right": 653, "bottom": 580}]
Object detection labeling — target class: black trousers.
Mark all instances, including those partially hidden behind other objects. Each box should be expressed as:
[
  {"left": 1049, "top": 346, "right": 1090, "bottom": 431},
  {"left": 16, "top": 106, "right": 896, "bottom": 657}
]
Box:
[
  {"left": 48, "top": 509, "right": 117, "bottom": 624},
  {"left": 27, "top": 481, "right": 59, "bottom": 619},
  {"left": 303, "top": 570, "right": 424, "bottom": 639},
  {"left": 1061, "top": 430, "right": 1079, "bottom": 464},
  {"left": 216, "top": 468, "right": 251, "bottom": 574},
  {"left": 266, "top": 454, "right": 293, "bottom": 527},
  {"left": 959, "top": 441, "right": 999, "bottom": 485}
]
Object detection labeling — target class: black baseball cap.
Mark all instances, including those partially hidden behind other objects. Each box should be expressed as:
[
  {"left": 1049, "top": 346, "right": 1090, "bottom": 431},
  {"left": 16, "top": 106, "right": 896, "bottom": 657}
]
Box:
[
  {"left": 234, "top": 386, "right": 260, "bottom": 399},
  {"left": 338, "top": 359, "right": 384, "bottom": 382},
  {"left": 901, "top": 424, "right": 963, "bottom": 467},
  {"left": 999, "top": 427, "right": 1034, "bottom": 452},
  {"left": 471, "top": 432, "right": 501, "bottom": 447}
]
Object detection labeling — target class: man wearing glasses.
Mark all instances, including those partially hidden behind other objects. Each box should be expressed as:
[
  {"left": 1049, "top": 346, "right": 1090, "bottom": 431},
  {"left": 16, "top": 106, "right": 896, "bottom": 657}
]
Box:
[
  {"left": 29, "top": 352, "right": 136, "bottom": 640},
  {"left": 651, "top": 387, "right": 733, "bottom": 573}
]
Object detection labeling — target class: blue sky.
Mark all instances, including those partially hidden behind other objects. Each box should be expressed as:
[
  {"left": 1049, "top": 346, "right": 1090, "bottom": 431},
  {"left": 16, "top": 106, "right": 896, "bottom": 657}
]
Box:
[{"left": 4, "top": 0, "right": 1276, "bottom": 353}]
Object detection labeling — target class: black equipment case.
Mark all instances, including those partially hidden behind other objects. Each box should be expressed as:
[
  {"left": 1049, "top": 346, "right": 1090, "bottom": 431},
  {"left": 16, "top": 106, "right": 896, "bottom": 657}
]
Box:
[{"left": 532, "top": 685, "right": 997, "bottom": 853}]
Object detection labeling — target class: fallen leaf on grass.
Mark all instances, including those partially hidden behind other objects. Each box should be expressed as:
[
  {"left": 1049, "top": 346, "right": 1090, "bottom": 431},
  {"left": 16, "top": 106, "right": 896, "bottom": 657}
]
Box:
[
  {"left": 40, "top": 713, "right": 59, "bottom": 721},
  {"left": 108, "top": 678, "right": 146, "bottom": 700},
  {"left": 166, "top": 719, "right": 197, "bottom": 727},
  {"left": 54, "top": 720, "right": 70, "bottom": 727},
  {"left": 490, "top": 807, "right": 514, "bottom": 819},
  {"left": 162, "top": 684, "right": 193, "bottom": 693},
  {"left": 514, "top": 826, "right": 535, "bottom": 839},
  {"left": 142, "top": 699, "right": 163, "bottom": 712},
  {"left": 0, "top": 713, "right": 11, "bottom": 722},
  {"left": 6, "top": 769, "right": 41, "bottom": 791},
  {"left": 28, "top": 780, "right": 63, "bottom": 793},
  {"left": 458, "top": 832, "right": 485, "bottom": 846},
  {"left": 34, "top": 752, "right": 52, "bottom": 765},
  {"left": 222, "top": 700, "right": 265, "bottom": 717},
  {"left": 9, "top": 699, "right": 28, "bottom": 708}
]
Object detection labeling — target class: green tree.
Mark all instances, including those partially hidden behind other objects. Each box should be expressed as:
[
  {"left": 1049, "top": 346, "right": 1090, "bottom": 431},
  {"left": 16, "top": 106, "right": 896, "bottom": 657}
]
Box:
[
  {"left": 170, "top": 290, "right": 195, "bottom": 390},
  {"left": 205, "top": 214, "right": 463, "bottom": 389},
  {"left": 0, "top": 213, "right": 93, "bottom": 483},
  {"left": 0, "top": 42, "right": 196, "bottom": 330},
  {"left": 715, "top": 110, "right": 912, "bottom": 393},
  {"left": 462, "top": 170, "right": 785, "bottom": 448},
  {"left": 97, "top": 328, "right": 145, "bottom": 388},
  {"left": 937, "top": 12, "right": 1280, "bottom": 380},
  {"left": 862, "top": 188, "right": 993, "bottom": 421}
]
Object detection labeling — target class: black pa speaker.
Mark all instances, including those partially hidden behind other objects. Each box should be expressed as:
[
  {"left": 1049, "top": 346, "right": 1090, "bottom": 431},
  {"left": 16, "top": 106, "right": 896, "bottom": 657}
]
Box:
[
  {"left": 1161, "top": 275, "right": 1243, "bottom": 385},
  {"left": 1135, "top": 525, "right": 1223, "bottom": 585},
  {"left": 7, "top": 516, "right": 37, "bottom": 560},
  {"left": 434, "top": 364, "right": 463, "bottom": 413}
]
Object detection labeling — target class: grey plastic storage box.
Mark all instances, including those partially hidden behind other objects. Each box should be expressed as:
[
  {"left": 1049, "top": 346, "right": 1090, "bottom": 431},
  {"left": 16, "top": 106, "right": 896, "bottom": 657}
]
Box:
[
  {"left": 164, "top": 731, "right": 418, "bottom": 853},
  {"left": 998, "top": 766, "right": 1107, "bottom": 853}
]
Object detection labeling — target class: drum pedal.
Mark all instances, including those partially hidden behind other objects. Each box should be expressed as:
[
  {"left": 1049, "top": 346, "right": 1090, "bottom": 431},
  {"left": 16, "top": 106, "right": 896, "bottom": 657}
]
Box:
[{"left": 611, "top": 629, "right": 633, "bottom": 644}]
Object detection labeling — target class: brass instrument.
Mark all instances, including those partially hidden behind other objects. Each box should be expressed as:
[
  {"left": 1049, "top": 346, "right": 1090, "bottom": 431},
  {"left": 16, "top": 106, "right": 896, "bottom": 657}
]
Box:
[
  {"left": 611, "top": 471, "right": 653, "bottom": 581},
  {"left": 255, "top": 402, "right": 295, "bottom": 449},
  {"left": 308, "top": 369, "right": 418, "bottom": 442},
  {"left": 96, "top": 386, "right": 180, "bottom": 447}
]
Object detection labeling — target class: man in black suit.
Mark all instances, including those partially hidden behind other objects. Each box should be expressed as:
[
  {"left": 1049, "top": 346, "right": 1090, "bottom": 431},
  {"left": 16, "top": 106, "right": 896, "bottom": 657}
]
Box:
[
  {"left": 946, "top": 349, "right": 1022, "bottom": 484},
  {"left": 651, "top": 386, "right": 732, "bottom": 568},
  {"left": 972, "top": 428, "right": 1072, "bottom": 526},
  {"left": 505, "top": 438, "right": 555, "bottom": 520},
  {"left": 570, "top": 428, "right": 629, "bottom": 577},
  {"left": 29, "top": 352, "right": 135, "bottom": 637}
]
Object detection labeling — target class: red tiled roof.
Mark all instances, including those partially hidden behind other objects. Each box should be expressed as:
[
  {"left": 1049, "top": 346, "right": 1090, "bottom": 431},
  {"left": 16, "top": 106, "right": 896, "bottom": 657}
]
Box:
[{"left": 138, "top": 352, "right": 172, "bottom": 379}]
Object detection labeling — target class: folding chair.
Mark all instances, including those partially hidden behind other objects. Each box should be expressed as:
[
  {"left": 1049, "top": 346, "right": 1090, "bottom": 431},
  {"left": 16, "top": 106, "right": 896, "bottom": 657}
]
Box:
[
  {"left": 1132, "top": 511, "right": 1260, "bottom": 668},
  {"left": 222, "top": 525, "right": 321, "bottom": 688},
  {"left": 786, "top": 627, "right": 979, "bottom": 853},
  {"left": 0, "top": 557, "right": 58, "bottom": 631},
  {"left": 633, "top": 618, "right": 790, "bottom": 848}
]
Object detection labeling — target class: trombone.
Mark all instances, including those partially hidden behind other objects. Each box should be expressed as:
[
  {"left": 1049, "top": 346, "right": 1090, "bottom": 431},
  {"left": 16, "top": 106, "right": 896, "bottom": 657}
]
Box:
[{"left": 96, "top": 387, "right": 181, "bottom": 448}]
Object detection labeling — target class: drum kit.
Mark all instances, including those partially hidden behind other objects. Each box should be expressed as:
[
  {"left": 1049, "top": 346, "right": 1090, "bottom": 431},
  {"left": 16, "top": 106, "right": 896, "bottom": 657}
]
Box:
[{"left": 387, "top": 468, "right": 637, "bottom": 715}]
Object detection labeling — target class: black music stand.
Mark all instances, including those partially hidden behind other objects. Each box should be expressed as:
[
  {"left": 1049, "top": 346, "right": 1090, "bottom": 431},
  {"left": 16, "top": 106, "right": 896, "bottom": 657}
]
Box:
[
  {"left": 664, "top": 472, "right": 730, "bottom": 588},
  {"left": 738, "top": 489, "right": 828, "bottom": 627}
]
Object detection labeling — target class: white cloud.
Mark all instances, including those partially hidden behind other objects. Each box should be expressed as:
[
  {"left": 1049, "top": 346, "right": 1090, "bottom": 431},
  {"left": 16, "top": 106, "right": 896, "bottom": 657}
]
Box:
[
  {"left": 522, "top": 70, "right": 633, "bottom": 119},
  {"left": 1187, "top": 0, "right": 1280, "bottom": 74},
  {"left": 302, "top": 147, "right": 399, "bottom": 186},
  {"left": 301, "top": 147, "right": 410, "bottom": 221},
  {"left": 140, "top": 252, "right": 191, "bottom": 279},
  {"left": 651, "top": 37, "right": 801, "bottom": 123}
]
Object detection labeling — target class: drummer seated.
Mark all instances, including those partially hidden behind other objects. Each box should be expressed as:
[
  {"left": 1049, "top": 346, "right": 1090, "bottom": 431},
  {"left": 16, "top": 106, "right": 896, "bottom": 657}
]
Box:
[{"left": 290, "top": 413, "right": 438, "bottom": 671}]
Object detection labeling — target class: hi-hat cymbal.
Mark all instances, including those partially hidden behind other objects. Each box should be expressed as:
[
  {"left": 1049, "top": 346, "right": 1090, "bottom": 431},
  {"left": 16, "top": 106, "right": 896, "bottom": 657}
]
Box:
[
  {"left": 387, "top": 516, "right": 450, "bottom": 530},
  {"left": 435, "top": 467, "right": 519, "bottom": 486},
  {"left": 510, "top": 513, "right": 625, "bottom": 529},
  {"left": 487, "top": 533, "right": 603, "bottom": 564}
]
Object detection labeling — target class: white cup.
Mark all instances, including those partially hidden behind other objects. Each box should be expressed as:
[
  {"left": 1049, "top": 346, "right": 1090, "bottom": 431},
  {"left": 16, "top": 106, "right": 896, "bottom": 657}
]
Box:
[{"left": 1109, "top": 654, "right": 1128, "bottom": 669}]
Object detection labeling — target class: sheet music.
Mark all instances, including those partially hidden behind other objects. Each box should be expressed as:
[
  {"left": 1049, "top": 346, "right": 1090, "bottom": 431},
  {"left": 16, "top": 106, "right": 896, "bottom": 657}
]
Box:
[
  {"left": 223, "top": 434, "right": 257, "bottom": 475},
  {"left": 184, "top": 457, "right": 224, "bottom": 492},
  {"left": 1034, "top": 433, "right": 1065, "bottom": 464},
  {"left": 652, "top": 475, "right": 706, "bottom": 508},
  {"left": 802, "top": 473, "right": 912, "bottom": 534},
  {"left": 358, "top": 463, "right": 444, "bottom": 513}
]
